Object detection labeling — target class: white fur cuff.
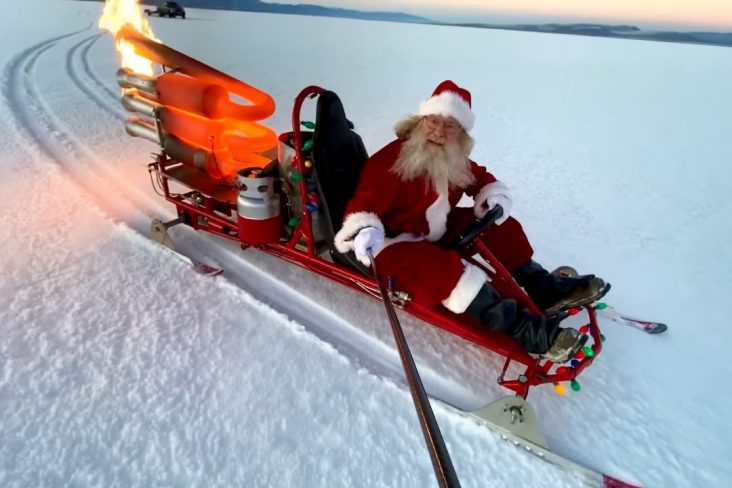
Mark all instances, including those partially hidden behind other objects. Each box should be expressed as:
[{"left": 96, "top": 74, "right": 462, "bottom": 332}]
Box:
[
  {"left": 474, "top": 181, "right": 511, "bottom": 220},
  {"left": 334, "top": 212, "right": 384, "bottom": 253},
  {"left": 442, "top": 263, "right": 487, "bottom": 314}
]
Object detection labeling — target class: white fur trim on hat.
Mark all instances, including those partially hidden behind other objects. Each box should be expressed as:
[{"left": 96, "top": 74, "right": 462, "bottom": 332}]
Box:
[
  {"left": 441, "top": 263, "right": 487, "bottom": 314},
  {"left": 334, "top": 211, "right": 384, "bottom": 254},
  {"left": 418, "top": 91, "right": 475, "bottom": 131}
]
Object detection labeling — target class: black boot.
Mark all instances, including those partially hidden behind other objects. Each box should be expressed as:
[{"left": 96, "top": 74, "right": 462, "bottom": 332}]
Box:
[
  {"left": 512, "top": 260, "right": 610, "bottom": 315},
  {"left": 466, "top": 285, "right": 585, "bottom": 361}
]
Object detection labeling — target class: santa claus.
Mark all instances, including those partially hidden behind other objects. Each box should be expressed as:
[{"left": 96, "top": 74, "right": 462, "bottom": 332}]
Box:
[{"left": 334, "top": 80, "right": 608, "bottom": 362}]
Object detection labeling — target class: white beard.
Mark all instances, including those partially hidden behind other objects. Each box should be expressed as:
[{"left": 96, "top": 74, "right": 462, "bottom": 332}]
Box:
[{"left": 391, "top": 130, "right": 476, "bottom": 193}]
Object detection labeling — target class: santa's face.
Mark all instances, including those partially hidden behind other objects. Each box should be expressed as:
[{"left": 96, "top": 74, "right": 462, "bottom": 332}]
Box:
[
  {"left": 391, "top": 115, "right": 475, "bottom": 191},
  {"left": 421, "top": 115, "right": 462, "bottom": 147}
]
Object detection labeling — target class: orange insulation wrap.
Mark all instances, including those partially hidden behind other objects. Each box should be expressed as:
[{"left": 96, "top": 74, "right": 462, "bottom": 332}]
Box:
[
  {"left": 156, "top": 72, "right": 229, "bottom": 119},
  {"left": 212, "top": 150, "right": 270, "bottom": 181},
  {"left": 159, "top": 107, "right": 273, "bottom": 181},
  {"left": 117, "top": 26, "right": 275, "bottom": 120},
  {"left": 227, "top": 121, "right": 278, "bottom": 153},
  {"left": 159, "top": 106, "right": 220, "bottom": 150}
]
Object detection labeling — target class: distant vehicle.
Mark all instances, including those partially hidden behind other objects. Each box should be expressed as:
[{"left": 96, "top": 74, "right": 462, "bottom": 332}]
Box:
[{"left": 144, "top": 2, "right": 186, "bottom": 19}]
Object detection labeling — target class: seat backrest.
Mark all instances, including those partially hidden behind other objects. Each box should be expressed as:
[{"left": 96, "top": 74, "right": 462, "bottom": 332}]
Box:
[
  {"left": 311, "top": 91, "right": 371, "bottom": 274},
  {"left": 312, "top": 91, "right": 369, "bottom": 237}
]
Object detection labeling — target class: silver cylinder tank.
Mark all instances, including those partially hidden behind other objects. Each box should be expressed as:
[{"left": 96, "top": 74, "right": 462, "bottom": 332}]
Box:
[{"left": 237, "top": 168, "right": 280, "bottom": 220}]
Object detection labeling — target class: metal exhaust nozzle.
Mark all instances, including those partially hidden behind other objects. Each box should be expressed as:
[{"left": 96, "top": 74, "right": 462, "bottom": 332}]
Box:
[
  {"left": 125, "top": 116, "right": 160, "bottom": 144},
  {"left": 116, "top": 67, "right": 157, "bottom": 95},
  {"left": 121, "top": 93, "right": 160, "bottom": 117}
]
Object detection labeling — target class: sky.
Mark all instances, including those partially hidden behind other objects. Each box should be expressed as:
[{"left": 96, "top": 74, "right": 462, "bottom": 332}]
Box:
[
  {"left": 2, "top": 1, "right": 732, "bottom": 487},
  {"left": 265, "top": 0, "right": 732, "bottom": 30}
]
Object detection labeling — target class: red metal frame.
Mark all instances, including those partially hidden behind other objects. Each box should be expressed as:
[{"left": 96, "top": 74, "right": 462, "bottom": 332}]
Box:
[{"left": 150, "top": 85, "right": 603, "bottom": 398}]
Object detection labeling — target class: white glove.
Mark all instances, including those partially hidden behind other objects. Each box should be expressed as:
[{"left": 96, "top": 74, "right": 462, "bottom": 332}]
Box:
[
  {"left": 353, "top": 227, "right": 385, "bottom": 266},
  {"left": 474, "top": 181, "right": 512, "bottom": 225}
]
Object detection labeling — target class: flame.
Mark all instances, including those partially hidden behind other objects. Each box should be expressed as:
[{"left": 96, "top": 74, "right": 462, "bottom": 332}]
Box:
[{"left": 99, "top": 0, "right": 160, "bottom": 76}]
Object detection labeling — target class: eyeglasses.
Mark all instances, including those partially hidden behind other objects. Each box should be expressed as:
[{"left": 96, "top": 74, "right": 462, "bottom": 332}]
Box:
[{"left": 424, "top": 115, "right": 461, "bottom": 134}]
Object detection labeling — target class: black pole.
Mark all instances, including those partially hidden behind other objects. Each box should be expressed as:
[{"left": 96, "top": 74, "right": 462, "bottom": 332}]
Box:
[{"left": 368, "top": 251, "right": 461, "bottom": 488}]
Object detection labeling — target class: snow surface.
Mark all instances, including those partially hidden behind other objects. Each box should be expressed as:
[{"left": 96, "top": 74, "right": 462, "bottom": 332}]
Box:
[{"left": 2, "top": 1, "right": 732, "bottom": 486}]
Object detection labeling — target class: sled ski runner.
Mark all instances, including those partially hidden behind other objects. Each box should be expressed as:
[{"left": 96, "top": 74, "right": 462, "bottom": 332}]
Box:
[
  {"left": 150, "top": 218, "right": 223, "bottom": 276},
  {"left": 594, "top": 305, "right": 668, "bottom": 334},
  {"left": 455, "top": 397, "right": 642, "bottom": 488}
]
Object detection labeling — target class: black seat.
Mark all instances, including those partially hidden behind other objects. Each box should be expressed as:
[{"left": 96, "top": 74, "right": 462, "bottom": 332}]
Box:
[{"left": 311, "top": 91, "right": 371, "bottom": 274}]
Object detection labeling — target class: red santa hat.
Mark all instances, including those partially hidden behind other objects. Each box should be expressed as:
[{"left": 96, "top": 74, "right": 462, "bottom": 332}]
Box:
[{"left": 417, "top": 80, "right": 475, "bottom": 131}]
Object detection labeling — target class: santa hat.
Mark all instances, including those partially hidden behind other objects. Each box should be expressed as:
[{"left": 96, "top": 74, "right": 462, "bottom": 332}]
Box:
[{"left": 417, "top": 80, "right": 475, "bottom": 131}]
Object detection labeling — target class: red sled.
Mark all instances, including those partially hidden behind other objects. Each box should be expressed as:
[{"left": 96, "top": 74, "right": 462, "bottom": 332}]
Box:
[{"left": 145, "top": 85, "right": 604, "bottom": 400}]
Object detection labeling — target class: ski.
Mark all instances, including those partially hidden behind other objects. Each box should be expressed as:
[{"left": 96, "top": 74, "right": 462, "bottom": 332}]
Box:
[
  {"left": 176, "top": 252, "right": 224, "bottom": 277},
  {"left": 595, "top": 305, "right": 667, "bottom": 334},
  {"left": 444, "top": 397, "right": 642, "bottom": 488},
  {"left": 150, "top": 218, "right": 223, "bottom": 277}
]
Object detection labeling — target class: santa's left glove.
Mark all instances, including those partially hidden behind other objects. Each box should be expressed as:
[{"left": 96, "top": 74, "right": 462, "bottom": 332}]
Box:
[
  {"left": 475, "top": 181, "right": 512, "bottom": 225},
  {"left": 353, "top": 227, "right": 385, "bottom": 266}
]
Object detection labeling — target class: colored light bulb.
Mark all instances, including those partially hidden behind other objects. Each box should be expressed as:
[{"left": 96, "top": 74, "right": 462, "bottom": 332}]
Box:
[
  {"left": 570, "top": 379, "right": 581, "bottom": 392},
  {"left": 570, "top": 359, "right": 580, "bottom": 368},
  {"left": 600, "top": 334, "right": 606, "bottom": 342},
  {"left": 582, "top": 346, "right": 594, "bottom": 358},
  {"left": 595, "top": 302, "right": 608, "bottom": 310},
  {"left": 301, "top": 120, "right": 316, "bottom": 129},
  {"left": 304, "top": 159, "right": 313, "bottom": 168},
  {"left": 568, "top": 308, "right": 580, "bottom": 316},
  {"left": 302, "top": 139, "right": 314, "bottom": 151},
  {"left": 554, "top": 383, "right": 567, "bottom": 396},
  {"left": 579, "top": 325, "right": 589, "bottom": 334}
]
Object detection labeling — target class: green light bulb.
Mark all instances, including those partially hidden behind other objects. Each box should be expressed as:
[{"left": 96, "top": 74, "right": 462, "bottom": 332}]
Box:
[
  {"left": 301, "top": 120, "right": 316, "bottom": 129},
  {"left": 570, "top": 379, "right": 581, "bottom": 392}
]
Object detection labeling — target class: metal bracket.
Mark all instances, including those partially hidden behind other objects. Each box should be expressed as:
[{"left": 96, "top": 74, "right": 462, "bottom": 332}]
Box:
[
  {"left": 150, "top": 217, "right": 182, "bottom": 251},
  {"left": 470, "top": 396, "right": 548, "bottom": 449}
]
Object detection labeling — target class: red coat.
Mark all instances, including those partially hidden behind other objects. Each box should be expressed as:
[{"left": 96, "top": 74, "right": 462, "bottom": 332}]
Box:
[
  {"left": 334, "top": 138, "right": 533, "bottom": 313},
  {"left": 335, "top": 138, "right": 497, "bottom": 243}
]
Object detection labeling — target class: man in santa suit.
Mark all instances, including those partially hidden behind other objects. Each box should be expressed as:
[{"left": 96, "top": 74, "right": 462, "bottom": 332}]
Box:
[{"left": 334, "top": 80, "right": 608, "bottom": 362}]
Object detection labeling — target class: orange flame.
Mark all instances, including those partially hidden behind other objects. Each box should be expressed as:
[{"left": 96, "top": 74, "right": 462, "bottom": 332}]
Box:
[{"left": 98, "top": 0, "right": 160, "bottom": 76}]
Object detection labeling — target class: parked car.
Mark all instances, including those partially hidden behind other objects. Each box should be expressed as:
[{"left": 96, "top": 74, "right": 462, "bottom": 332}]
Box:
[{"left": 144, "top": 2, "right": 186, "bottom": 19}]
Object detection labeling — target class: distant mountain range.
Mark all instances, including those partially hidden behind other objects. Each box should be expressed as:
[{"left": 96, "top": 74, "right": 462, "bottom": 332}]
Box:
[
  {"left": 445, "top": 22, "right": 732, "bottom": 48},
  {"left": 87, "top": 0, "right": 732, "bottom": 48},
  {"left": 136, "top": 0, "right": 430, "bottom": 24}
]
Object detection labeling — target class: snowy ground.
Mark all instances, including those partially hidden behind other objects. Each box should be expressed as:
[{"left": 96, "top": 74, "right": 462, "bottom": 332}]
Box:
[{"left": 1, "top": 1, "right": 732, "bottom": 487}]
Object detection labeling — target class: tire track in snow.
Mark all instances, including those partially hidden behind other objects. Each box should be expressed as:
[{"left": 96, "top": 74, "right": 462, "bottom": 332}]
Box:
[
  {"left": 80, "top": 34, "right": 119, "bottom": 102},
  {"left": 3, "top": 27, "right": 169, "bottom": 228},
  {"left": 2, "top": 28, "right": 90, "bottom": 162},
  {"left": 4, "top": 28, "right": 493, "bottom": 411},
  {"left": 65, "top": 34, "right": 123, "bottom": 119}
]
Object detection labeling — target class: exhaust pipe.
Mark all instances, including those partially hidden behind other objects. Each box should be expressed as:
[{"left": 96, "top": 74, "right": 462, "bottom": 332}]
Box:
[
  {"left": 125, "top": 116, "right": 160, "bottom": 144},
  {"left": 116, "top": 26, "right": 275, "bottom": 121},
  {"left": 121, "top": 93, "right": 160, "bottom": 117},
  {"left": 125, "top": 116, "right": 221, "bottom": 178},
  {"left": 116, "top": 67, "right": 157, "bottom": 96}
]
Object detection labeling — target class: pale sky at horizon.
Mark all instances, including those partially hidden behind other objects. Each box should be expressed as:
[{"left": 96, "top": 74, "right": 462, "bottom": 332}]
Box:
[{"left": 265, "top": 0, "right": 732, "bottom": 30}]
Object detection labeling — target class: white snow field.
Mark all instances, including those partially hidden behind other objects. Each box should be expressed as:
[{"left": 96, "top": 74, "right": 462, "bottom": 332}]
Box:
[{"left": 1, "top": 1, "right": 732, "bottom": 487}]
